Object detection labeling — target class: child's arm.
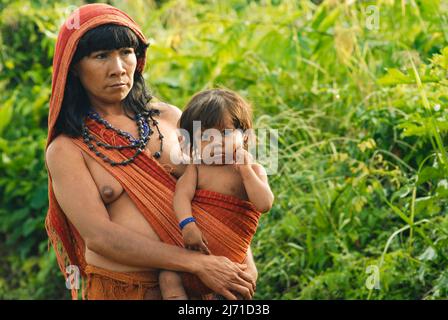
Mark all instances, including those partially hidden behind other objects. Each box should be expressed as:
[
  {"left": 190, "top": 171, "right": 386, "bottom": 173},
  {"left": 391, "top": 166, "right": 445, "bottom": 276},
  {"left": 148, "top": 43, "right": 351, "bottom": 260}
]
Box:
[
  {"left": 173, "top": 164, "right": 197, "bottom": 222},
  {"left": 173, "top": 164, "right": 211, "bottom": 255},
  {"left": 234, "top": 150, "right": 274, "bottom": 213}
]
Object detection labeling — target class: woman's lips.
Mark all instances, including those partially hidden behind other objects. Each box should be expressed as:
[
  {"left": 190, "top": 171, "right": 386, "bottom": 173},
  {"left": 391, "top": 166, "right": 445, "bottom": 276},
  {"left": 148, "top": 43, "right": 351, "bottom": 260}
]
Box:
[{"left": 110, "top": 83, "right": 126, "bottom": 88}]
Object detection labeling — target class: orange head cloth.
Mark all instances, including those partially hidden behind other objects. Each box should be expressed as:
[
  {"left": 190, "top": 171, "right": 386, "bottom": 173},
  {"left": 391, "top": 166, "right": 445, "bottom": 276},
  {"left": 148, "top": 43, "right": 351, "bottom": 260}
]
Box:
[{"left": 45, "top": 3, "right": 149, "bottom": 299}]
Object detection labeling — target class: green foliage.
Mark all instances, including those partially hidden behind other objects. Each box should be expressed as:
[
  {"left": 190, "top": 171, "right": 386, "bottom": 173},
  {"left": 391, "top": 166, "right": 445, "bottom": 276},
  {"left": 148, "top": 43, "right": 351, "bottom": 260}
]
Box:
[
  {"left": 0, "top": 0, "right": 77, "bottom": 299},
  {"left": 1, "top": 0, "right": 448, "bottom": 299}
]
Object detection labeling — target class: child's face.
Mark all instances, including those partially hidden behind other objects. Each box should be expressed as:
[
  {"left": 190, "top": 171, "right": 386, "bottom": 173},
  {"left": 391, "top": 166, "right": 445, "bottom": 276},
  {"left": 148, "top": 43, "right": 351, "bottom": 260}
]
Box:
[{"left": 194, "top": 115, "right": 244, "bottom": 165}]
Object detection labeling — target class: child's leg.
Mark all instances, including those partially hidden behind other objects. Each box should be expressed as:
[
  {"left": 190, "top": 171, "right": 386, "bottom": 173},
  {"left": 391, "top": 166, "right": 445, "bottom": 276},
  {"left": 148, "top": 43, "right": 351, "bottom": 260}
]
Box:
[{"left": 158, "top": 270, "right": 188, "bottom": 300}]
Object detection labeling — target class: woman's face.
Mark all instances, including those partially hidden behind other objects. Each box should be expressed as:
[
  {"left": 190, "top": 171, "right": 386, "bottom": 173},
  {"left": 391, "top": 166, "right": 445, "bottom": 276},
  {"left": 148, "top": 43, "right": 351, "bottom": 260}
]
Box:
[{"left": 73, "top": 47, "right": 137, "bottom": 107}]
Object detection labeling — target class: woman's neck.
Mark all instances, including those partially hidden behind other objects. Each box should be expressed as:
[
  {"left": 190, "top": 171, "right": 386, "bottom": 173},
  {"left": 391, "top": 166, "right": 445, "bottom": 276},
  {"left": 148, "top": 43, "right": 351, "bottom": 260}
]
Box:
[{"left": 90, "top": 101, "right": 136, "bottom": 120}]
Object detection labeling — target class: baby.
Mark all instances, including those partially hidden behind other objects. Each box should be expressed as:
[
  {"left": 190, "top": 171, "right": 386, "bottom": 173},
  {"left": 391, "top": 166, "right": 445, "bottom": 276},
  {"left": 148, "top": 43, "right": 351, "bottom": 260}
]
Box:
[{"left": 158, "top": 88, "right": 274, "bottom": 300}]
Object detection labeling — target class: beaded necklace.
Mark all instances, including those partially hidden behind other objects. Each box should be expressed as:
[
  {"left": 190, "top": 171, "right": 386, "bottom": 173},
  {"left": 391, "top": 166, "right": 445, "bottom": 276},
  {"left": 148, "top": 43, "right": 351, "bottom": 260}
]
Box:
[{"left": 81, "top": 108, "right": 164, "bottom": 166}]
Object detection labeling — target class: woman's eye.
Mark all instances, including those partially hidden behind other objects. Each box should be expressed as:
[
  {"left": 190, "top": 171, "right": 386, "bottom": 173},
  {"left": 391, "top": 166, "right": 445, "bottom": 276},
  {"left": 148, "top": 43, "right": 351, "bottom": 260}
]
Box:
[
  {"left": 122, "top": 49, "right": 134, "bottom": 55},
  {"left": 95, "top": 53, "right": 107, "bottom": 59}
]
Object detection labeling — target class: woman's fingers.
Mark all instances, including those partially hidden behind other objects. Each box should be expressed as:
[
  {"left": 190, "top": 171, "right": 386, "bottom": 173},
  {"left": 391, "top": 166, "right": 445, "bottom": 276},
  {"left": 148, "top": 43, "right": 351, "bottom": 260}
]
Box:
[
  {"left": 195, "top": 256, "right": 256, "bottom": 300},
  {"left": 220, "top": 289, "right": 237, "bottom": 300},
  {"left": 239, "top": 269, "right": 256, "bottom": 290},
  {"left": 229, "top": 283, "right": 252, "bottom": 300},
  {"left": 237, "top": 263, "right": 247, "bottom": 270},
  {"left": 234, "top": 276, "right": 254, "bottom": 297}
]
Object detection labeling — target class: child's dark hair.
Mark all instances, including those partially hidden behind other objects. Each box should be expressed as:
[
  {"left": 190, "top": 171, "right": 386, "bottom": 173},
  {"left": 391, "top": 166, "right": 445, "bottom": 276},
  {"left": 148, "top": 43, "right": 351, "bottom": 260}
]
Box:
[{"left": 179, "top": 88, "right": 253, "bottom": 150}]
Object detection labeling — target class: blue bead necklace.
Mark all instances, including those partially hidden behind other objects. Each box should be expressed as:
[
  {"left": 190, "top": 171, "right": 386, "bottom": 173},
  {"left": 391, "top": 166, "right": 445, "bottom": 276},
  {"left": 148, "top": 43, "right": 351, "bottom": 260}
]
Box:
[{"left": 81, "top": 108, "right": 164, "bottom": 166}]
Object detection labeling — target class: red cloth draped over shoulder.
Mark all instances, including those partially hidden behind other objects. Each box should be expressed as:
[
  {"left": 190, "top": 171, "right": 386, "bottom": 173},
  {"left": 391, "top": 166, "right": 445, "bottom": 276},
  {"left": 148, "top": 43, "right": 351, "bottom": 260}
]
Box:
[{"left": 44, "top": 3, "right": 261, "bottom": 299}]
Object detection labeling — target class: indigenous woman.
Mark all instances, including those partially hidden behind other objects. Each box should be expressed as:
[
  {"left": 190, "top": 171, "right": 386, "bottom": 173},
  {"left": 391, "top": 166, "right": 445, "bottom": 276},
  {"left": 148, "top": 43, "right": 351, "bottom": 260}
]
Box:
[{"left": 45, "top": 3, "right": 257, "bottom": 300}]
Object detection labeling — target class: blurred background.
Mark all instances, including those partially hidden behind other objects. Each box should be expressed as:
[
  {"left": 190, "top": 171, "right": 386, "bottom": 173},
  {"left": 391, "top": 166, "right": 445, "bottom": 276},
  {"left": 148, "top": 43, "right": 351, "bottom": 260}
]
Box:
[{"left": 1, "top": 0, "right": 448, "bottom": 299}]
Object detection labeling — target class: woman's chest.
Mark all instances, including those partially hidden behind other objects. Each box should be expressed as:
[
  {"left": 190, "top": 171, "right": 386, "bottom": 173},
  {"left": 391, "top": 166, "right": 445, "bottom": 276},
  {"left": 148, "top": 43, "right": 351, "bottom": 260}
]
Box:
[{"left": 81, "top": 117, "right": 184, "bottom": 205}]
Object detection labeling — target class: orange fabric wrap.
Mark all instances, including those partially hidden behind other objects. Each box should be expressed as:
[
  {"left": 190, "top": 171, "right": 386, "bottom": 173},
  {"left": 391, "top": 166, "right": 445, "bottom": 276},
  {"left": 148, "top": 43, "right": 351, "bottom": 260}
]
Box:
[{"left": 84, "top": 264, "right": 161, "bottom": 300}]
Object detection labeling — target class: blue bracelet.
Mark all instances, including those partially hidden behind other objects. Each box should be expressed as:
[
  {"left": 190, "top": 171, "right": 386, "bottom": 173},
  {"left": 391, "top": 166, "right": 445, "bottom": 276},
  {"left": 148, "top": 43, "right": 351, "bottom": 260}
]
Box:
[{"left": 179, "top": 217, "right": 196, "bottom": 230}]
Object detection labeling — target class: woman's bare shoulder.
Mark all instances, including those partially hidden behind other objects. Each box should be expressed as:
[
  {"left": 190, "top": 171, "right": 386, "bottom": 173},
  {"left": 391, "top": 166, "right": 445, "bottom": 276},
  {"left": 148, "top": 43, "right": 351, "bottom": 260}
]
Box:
[
  {"left": 46, "top": 134, "right": 83, "bottom": 170},
  {"left": 147, "top": 98, "right": 182, "bottom": 124}
]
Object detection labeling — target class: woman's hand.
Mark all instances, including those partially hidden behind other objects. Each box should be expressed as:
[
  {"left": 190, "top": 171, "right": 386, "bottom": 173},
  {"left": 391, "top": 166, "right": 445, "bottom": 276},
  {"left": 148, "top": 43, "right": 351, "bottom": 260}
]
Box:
[
  {"left": 193, "top": 255, "right": 255, "bottom": 300},
  {"left": 244, "top": 253, "right": 258, "bottom": 293}
]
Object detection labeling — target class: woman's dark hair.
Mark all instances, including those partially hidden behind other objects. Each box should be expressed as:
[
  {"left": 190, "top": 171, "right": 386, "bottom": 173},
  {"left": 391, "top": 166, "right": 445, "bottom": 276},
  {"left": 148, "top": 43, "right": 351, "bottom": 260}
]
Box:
[{"left": 54, "top": 24, "right": 152, "bottom": 137}]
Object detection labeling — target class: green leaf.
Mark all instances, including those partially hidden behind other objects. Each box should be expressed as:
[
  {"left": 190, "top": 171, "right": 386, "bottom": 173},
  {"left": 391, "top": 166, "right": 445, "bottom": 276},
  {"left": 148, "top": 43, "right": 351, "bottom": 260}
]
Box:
[
  {"left": 378, "top": 68, "right": 413, "bottom": 86},
  {"left": 417, "top": 167, "right": 444, "bottom": 186},
  {"left": 30, "top": 185, "right": 48, "bottom": 209},
  {"left": 0, "top": 100, "right": 13, "bottom": 135}
]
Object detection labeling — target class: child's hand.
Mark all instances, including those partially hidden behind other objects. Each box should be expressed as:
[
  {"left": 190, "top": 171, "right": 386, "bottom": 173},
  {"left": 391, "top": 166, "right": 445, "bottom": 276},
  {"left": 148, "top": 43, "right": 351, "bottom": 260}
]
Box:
[
  {"left": 182, "top": 223, "right": 211, "bottom": 255},
  {"left": 233, "top": 147, "right": 254, "bottom": 172}
]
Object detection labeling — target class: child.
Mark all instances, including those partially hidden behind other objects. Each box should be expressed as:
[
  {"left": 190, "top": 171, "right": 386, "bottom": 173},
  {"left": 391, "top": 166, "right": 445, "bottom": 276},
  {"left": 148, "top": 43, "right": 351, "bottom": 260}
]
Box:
[{"left": 158, "top": 88, "right": 274, "bottom": 300}]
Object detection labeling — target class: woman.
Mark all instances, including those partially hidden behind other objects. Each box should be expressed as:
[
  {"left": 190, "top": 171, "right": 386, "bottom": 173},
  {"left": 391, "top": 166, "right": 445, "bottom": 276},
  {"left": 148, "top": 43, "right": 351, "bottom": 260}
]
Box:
[{"left": 45, "top": 3, "right": 257, "bottom": 300}]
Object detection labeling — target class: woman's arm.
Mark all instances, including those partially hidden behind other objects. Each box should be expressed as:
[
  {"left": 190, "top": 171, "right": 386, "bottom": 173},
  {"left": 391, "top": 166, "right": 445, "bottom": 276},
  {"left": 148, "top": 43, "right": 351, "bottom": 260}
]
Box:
[{"left": 46, "top": 136, "right": 253, "bottom": 300}]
